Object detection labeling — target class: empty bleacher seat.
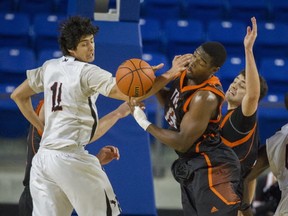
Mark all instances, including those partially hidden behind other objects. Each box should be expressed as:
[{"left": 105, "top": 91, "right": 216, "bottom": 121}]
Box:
[
  {"left": 184, "top": 0, "right": 228, "bottom": 22},
  {"left": 226, "top": 0, "right": 270, "bottom": 22},
  {"left": 207, "top": 19, "right": 246, "bottom": 56},
  {"left": 163, "top": 19, "right": 205, "bottom": 60},
  {"left": 270, "top": 1, "right": 288, "bottom": 22},
  {"left": 0, "top": 84, "right": 31, "bottom": 138},
  {"left": 219, "top": 55, "right": 245, "bottom": 92},
  {"left": 256, "top": 21, "right": 288, "bottom": 58},
  {"left": 258, "top": 93, "right": 288, "bottom": 143},
  {"left": 37, "top": 49, "right": 62, "bottom": 66},
  {"left": 0, "top": 48, "right": 36, "bottom": 85},
  {"left": 0, "top": 13, "right": 31, "bottom": 48},
  {"left": 142, "top": 0, "right": 184, "bottom": 22},
  {"left": 54, "top": 0, "right": 68, "bottom": 14},
  {"left": 0, "top": 0, "right": 17, "bottom": 12},
  {"left": 259, "top": 57, "right": 288, "bottom": 95},
  {"left": 140, "top": 18, "right": 163, "bottom": 53},
  {"left": 18, "top": 0, "right": 55, "bottom": 16},
  {"left": 33, "top": 14, "right": 66, "bottom": 53}
]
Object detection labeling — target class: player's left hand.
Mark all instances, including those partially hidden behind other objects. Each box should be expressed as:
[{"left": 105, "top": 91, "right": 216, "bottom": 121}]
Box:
[{"left": 96, "top": 145, "right": 120, "bottom": 165}]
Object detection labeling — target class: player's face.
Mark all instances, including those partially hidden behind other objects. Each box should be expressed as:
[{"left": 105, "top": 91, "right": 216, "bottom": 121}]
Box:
[
  {"left": 226, "top": 74, "right": 246, "bottom": 105},
  {"left": 186, "top": 47, "right": 217, "bottom": 83},
  {"left": 70, "top": 35, "right": 95, "bottom": 62}
]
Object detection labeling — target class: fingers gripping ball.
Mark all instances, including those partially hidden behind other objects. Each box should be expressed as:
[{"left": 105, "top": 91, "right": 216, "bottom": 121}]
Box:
[{"left": 116, "top": 58, "right": 155, "bottom": 97}]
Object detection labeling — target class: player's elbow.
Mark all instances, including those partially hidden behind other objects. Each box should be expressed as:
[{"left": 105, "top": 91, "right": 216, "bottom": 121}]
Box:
[{"left": 10, "top": 89, "right": 19, "bottom": 102}]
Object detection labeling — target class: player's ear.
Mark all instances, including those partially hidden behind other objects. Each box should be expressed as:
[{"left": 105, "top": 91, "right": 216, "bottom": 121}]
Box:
[{"left": 68, "top": 49, "right": 75, "bottom": 56}]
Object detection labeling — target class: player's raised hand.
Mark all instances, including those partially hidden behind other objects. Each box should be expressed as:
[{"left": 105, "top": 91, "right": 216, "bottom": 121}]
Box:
[
  {"left": 96, "top": 145, "right": 120, "bottom": 165},
  {"left": 244, "top": 17, "right": 257, "bottom": 52}
]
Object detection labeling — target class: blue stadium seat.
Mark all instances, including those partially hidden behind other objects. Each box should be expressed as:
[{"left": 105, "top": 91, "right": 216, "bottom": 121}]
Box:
[
  {"left": 54, "top": 0, "right": 68, "bottom": 14},
  {"left": 163, "top": 19, "right": 205, "bottom": 60},
  {"left": 0, "top": 13, "right": 31, "bottom": 48},
  {"left": 18, "top": 0, "right": 55, "bottom": 16},
  {"left": 259, "top": 57, "right": 288, "bottom": 95},
  {"left": 256, "top": 21, "right": 288, "bottom": 58},
  {"left": 37, "top": 49, "right": 62, "bottom": 66},
  {"left": 0, "top": 84, "right": 31, "bottom": 138},
  {"left": 0, "top": 48, "right": 36, "bottom": 85},
  {"left": 142, "top": 0, "right": 183, "bottom": 22},
  {"left": 219, "top": 55, "right": 245, "bottom": 92},
  {"left": 227, "top": 0, "right": 270, "bottom": 22},
  {"left": 33, "top": 14, "right": 66, "bottom": 54},
  {"left": 140, "top": 18, "right": 163, "bottom": 53},
  {"left": 0, "top": 0, "right": 17, "bottom": 12},
  {"left": 184, "top": 0, "right": 228, "bottom": 22},
  {"left": 258, "top": 93, "right": 288, "bottom": 144},
  {"left": 207, "top": 19, "right": 246, "bottom": 56},
  {"left": 270, "top": 1, "right": 288, "bottom": 22}
]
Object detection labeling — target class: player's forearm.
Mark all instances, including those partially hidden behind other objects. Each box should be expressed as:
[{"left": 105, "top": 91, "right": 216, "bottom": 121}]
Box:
[
  {"left": 90, "top": 110, "right": 121, "bottom": 143},
  {"left": 245, "top": 49, "right": 260, "bottom": 101},
  {"left": 11, "top": 83, "right": 44, "bottom": 133}
]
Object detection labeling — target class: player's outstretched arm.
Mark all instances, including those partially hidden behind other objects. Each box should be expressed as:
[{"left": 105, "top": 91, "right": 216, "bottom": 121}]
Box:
[
  {"left": 96, "top": 145, "right": 120, "bottom": 165},
  {"left": 242, "top": 17, "right": 260, "bottom": 116},
  {"left": 134, "top": 54, "right": 192, "bottom": 102},
  {"left": 89, "top": 102, "right": 131, "bottom": 143}
]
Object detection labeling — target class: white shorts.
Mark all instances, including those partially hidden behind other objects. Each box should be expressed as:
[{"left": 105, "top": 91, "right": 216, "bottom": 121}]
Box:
[
  {"left": 30, "top": 145, "right": 121, "bottom": 216},
  {"left": 274, "top": 188, "right": 288, "bottom": 216}
]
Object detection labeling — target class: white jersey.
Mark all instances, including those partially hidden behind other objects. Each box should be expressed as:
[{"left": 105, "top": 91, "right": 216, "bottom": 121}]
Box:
[
  {"left": 27, "top": 56, "right": 116, "bottom": 149},
  {"left": 266, "top": 123, "right": 288, "bottom": 216}
]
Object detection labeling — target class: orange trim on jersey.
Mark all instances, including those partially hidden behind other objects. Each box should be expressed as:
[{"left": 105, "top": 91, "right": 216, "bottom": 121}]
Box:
[
  {"left": 238, "top": 129, "right": 256, "bottom": 162},
  {"left": 195, "top": 141, "right": 201, "bottom": 153},
  {"left": 35, "top": 100, "right": 44, "bottom": 115},
  {"left": 220, "top": 110, "right": 233, "bottom": 128},
  {"left": 202, "top": 152, "right": 240, "bottom": 205},
  {"left": 221, "top": 122, "right": 257, "bottom": 148},
  {"left": 180, "top": 72, "right": 224, "bottom": 124},
  {"left": 32, "top": 100, "right": 44, "bottom": 154}
]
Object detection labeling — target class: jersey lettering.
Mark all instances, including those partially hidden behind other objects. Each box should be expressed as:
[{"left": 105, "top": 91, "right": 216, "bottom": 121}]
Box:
[
  {"left": 165, "top": 89, "right": 180, "bottom": 129},
  {"left": 165, "top": 107, "right": 177, "bottom": 129},
  {"left": 50, "top": 82, "right": 63, "bottom": 112},
  {"left": 171, "top": 89, "right": 180, "bottom": 108}
]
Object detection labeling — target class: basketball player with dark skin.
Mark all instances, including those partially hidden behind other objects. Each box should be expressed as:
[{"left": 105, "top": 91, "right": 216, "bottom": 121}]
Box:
[
  {"left": 19, "top": 99, "right": 131, "bottom": 216},
  {"left": 132, "top": 41, "right": 242, "bottom": 215},
  {"left": 219, "top": 17, "right": 268, "bottom": 216}
]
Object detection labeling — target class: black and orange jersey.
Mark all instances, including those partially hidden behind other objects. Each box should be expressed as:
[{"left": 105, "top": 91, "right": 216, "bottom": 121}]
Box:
[
  {"left": 164, "top": 71, "right": 225, "bottom": 155},
  {"left": 220, "top": 105, "right": 259, "bottom": 177},
  {"left": 22, "top": 100, "right": 43, "bottom": 187}
]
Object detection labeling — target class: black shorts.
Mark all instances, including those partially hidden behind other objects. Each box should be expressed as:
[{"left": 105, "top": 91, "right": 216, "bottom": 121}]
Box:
[
  {"left": 19, "top": 186, "right": 33, "bottom": 216},
  {"left": 172, "top": 143, "right": 241, "bottom": 216}
]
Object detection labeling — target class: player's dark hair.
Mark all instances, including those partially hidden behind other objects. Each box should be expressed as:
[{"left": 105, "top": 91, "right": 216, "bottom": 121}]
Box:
[
  {"left": 201, "top": 41, "right": 227, "bottom": 67},
  {"left": 58, "top": 16, "right": 99, "bottom": 56},
  {"left": 240, "top": 69, "right": 268, "bottom": 101}
]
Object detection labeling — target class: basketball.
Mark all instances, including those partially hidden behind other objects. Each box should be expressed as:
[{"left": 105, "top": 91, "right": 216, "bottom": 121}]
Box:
[{"left": 116, "top": 58, "right": 155, "bottom": 97}]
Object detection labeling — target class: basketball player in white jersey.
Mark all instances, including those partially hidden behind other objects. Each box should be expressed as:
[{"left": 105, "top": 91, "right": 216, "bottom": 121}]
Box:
[
  {"left": 10, "top": 16, "right": 191, "bottom": 216},
  {"left": 265, "top": 95, "right": 288, "bottom": 216}
]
